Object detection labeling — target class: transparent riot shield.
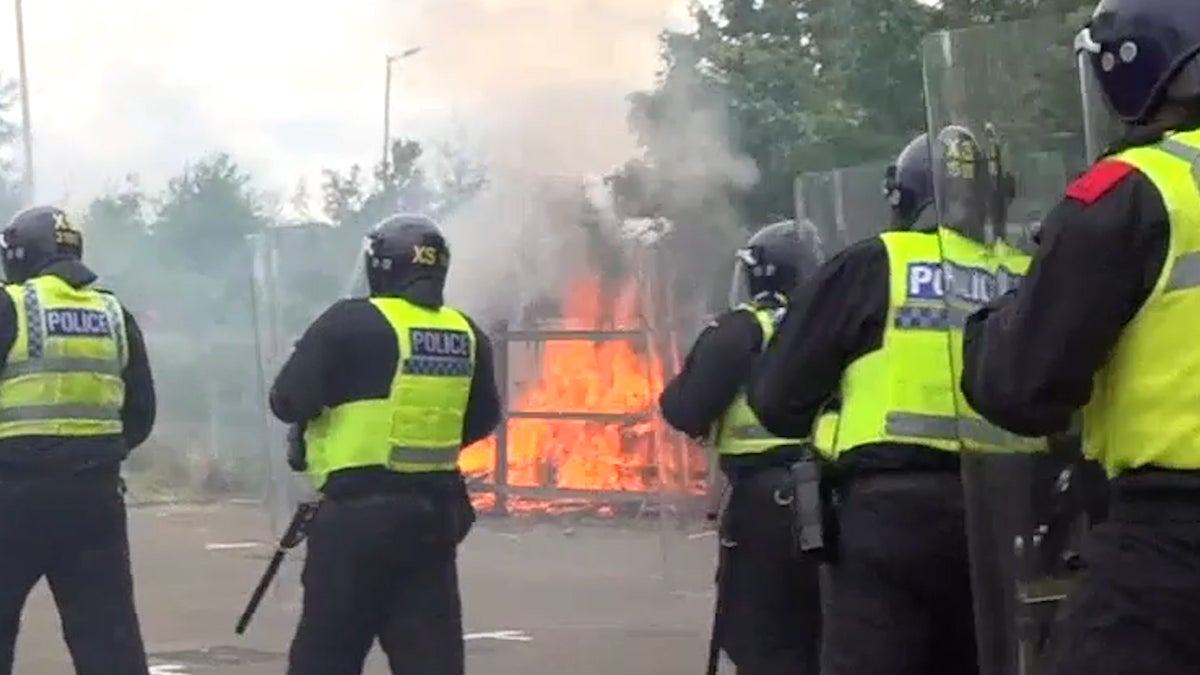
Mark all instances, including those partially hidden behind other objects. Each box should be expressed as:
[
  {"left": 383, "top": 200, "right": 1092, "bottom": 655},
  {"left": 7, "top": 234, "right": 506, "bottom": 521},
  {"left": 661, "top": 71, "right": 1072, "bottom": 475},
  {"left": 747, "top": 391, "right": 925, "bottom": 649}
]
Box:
[
  {"left": 1075, "top": 27, "right": 1126, "bottom": 162},
  {"left": 795, "top": 159, "right": 894, "bottom": 256},
  {"left": 248, "top": 227, "right": 339, "bottom": 608},
  {"left": 922, "top": 18, "right": 1090, "bottom": 675}
]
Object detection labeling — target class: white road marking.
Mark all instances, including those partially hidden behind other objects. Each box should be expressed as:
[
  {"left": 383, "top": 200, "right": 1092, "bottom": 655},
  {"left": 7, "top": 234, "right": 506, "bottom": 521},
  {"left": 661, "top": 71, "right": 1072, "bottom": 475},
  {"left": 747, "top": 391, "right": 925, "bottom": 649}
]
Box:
[
  {"left": 463, "top": 630, "right": 532, "bottom": 642},
  {"left": 204, "top": 542, "right": 262, "bottom": 551},
  {"left": 150, "top": 665, "right": 190, "bottom": 675}
]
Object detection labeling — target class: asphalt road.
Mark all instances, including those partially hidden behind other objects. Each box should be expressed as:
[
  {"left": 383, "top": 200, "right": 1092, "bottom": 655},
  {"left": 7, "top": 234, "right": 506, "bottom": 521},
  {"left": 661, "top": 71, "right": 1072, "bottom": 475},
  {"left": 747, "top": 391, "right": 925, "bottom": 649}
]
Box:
[{"left": 12, "top": 502, "right": 731, "bottom": 674}]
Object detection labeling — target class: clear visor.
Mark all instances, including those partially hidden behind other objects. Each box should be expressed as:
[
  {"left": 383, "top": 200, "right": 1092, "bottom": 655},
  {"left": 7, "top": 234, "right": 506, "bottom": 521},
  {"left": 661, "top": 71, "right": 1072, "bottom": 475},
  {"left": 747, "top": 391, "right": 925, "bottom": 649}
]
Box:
[
  {"left": 728, "top": 256, "right": 754, "bottom": 309},
  {"left": 1075, "top": 27, "right": 1124, "bottom": 161},
  {"left": 345, "top": 241, "right": 370, "bottom": 298}
]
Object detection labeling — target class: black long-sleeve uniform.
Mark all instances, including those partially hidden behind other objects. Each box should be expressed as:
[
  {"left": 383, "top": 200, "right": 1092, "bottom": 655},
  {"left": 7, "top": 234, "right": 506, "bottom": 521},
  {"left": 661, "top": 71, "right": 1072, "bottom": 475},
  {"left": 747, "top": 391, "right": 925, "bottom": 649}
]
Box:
[
  {"left": 660, "top": 301, "right": 822, "bottom": 673},
  {"left": 274, "top": 292, "right": 500, "bottom": 675},
  {"left": 659, "top": 303, "right": 809, "bottom": 474},
  {"left": 966, "top": 124, "right": 1200, "bottom": 675},
  {"left": 269, "top": 295, "right": 502, "bottom": 499},
  {"left": 0, "top": 258, "right": 156, "bottom": 675},
  {"left": 658, "top": 311, "right": 761, "bottom": 440},
  {"left": 0, "top": 260, "right": 156, "bottom": 475},
  {"left": 961, "top": 149, "right": 1168, "bottom": 438},
  {"left": 748, "top": 237, "right": 961, "bottom": 476},
  {"left": 748, "top": 234, "right": 978, "bottom": 675}
]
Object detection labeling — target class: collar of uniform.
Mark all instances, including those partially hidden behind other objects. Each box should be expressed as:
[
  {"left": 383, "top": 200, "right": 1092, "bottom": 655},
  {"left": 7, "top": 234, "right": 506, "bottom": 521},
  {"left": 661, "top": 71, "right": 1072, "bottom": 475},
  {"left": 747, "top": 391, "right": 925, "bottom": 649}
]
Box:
[
  {"left": 371, "top": 286, "right": 443, "bottom": 309},
  {"left": 37, "top": 259, "right": 97, "bottom": 289},
  {"left": 1110, "top": 119, "right": 1200, "bottom": 155},
  {"left": 750, "top": 292, "right": 787, "bottom": 309}
]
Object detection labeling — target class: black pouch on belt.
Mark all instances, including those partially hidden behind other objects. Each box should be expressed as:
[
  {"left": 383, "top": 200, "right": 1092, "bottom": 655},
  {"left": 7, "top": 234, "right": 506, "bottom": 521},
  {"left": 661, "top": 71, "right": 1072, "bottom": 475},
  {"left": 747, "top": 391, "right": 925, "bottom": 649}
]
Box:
[{"left": 788, "top": 458, "right": 825, "bottom": 556}]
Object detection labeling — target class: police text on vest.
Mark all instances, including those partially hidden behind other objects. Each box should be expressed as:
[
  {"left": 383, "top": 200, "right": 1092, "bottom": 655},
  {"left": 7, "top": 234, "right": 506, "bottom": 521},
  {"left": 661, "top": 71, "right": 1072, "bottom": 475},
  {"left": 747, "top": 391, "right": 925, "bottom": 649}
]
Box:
[
  {"left": 410, "top": 328, "right": 470, "bottom": 358},
  {"left": 906, "top": 262, "right": 1002, "bottom": 305},
  {"left": 44, "top": 308, "right": 111, "bottom": 337}
]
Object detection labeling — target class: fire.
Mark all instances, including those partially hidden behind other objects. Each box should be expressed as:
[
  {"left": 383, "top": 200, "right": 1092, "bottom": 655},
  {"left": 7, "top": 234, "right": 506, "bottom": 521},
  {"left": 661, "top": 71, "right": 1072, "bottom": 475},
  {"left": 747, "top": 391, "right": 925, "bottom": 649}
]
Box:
[{"left": 459, "top": 273, "right": 705, "bottom": 514}]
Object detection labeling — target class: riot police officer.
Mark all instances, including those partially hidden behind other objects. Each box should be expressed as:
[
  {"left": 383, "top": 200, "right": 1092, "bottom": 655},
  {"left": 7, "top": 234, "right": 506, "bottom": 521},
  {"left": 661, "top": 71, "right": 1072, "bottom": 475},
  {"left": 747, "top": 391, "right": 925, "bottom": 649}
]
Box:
[
  {"left": 269, "top": 213, "right": 501, "bottom": 675},
  {"left": 961, "top": 1, "right": 1200, "bottom": 671},
  {"left": 0, "top": 206, "right": 156, "bottom": 675},
  {"left": 659, "top": 220, "right": 824, "bottom": 675},
  {"left": 748, "top": 130, "right": 997, "bottom": 675}
]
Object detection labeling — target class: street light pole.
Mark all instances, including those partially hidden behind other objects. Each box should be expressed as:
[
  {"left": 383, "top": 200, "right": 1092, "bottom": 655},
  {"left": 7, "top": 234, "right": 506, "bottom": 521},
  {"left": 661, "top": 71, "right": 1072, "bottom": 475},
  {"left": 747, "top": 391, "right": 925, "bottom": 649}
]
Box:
[
  {"left": 14, "top": 0, "right": 35, "bottom": 205},
  {"left": 381, "top": 47, "right": 423, "bottom": 177}
]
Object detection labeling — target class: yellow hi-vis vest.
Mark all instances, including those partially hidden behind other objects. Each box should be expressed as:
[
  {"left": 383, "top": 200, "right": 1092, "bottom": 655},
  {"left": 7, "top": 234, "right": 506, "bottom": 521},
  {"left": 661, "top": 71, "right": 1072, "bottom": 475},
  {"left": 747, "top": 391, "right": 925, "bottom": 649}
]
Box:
[
  {"left": 833, "top": 228, "right": 1014, "bottom": 458},
  {"left": 713, "top": 303, "right": 807, "bottom": 455},
  {"left": 812, "top": 409, "right": 839, "bottom": 460},
  {"left": 0, "top": 276, "right": 128, "bottom": 439},
  {"left": 993, "top": 238, "right": 1030, "bottom": 295},
  {"left": 303, "top": 297, "right": 477, "bottom": 489},
  {"left": 1082, "top": 129, "right": 1200, "bottom": 478}
]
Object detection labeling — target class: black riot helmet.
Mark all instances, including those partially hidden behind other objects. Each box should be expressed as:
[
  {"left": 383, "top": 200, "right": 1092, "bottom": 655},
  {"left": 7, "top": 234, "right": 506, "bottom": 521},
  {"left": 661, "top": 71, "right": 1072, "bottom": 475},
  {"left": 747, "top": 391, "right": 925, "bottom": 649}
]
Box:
[
  {"left": 729, "top": 219, "right": 823, "bottom": 307},
  {"left": 363, "top": 213, "right": 450, "bottom": 306},
  {"left": 1, "top": 206, "right": 84, "bottom": 283},
  {"left": 931, "top": 125, "right": 990, "bottom": 242},
  {"left": 883, "top": 133, "right": 936, "bottom": 232},
  {"left": 1076, "top": 0, "right": 1200, "bottom": 125}
]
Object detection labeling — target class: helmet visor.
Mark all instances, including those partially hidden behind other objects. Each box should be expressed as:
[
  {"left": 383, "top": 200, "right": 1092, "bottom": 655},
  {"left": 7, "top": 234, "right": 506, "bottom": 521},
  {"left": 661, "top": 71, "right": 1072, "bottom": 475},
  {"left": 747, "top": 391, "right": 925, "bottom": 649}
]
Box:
[
  {"left": 1076, "top": 27, "right": 1125, "bottom": 161},
  {"left": 728, "top": 249, "right": 756, "bottom": 308}
]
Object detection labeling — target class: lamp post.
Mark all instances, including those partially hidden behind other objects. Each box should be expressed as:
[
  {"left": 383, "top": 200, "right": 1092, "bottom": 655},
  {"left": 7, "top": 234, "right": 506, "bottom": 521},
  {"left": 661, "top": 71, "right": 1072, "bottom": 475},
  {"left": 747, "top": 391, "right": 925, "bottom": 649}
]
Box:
[
  {"left": 13, "top": 0, "right": 34, "bottom": 205},
  {"left": 382, "top": 46, "right": 423, "bottom": 175}
]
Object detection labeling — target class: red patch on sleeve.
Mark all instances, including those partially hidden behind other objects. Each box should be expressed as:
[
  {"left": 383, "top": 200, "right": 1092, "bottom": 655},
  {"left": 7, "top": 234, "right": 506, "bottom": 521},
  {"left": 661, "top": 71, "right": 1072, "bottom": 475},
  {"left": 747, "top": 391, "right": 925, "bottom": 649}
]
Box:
[{"left": 1065, "top": 160, "right": 1136, "bottom": 205}]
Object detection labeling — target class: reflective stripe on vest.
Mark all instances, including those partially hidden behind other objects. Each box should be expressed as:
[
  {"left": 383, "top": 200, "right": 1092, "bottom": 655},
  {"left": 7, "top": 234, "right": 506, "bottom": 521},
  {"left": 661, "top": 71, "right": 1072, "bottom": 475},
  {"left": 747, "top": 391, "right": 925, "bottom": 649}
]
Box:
[
  {"left": 0, "top": 277, "right": 127, "bottom": 438},
  {"left": 1082, "top": 131, "right": 1200, "bottom": 476},
  {"left": 713, "top": 303, "right": 805, "bottom": 455},
  {"left": 834, "top": 229, "right": 1017, "bottom": 456},
  {"left": 1155, "top": 137, "right": 1200, "bottom": 294},
  {"left": 303, "top": 297, "right": 476, "bottom": 488}
]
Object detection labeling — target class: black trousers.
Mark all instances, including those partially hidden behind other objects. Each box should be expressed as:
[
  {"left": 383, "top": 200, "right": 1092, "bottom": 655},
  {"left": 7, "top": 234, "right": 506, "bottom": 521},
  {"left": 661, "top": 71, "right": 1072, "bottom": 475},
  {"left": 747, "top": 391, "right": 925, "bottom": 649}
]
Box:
[
  {"left": 0, "top": 470, "right": 147, "bottom": 675},
  {"left": 287, "top": 489, "right": 474, "bottom": 675},
  {"left": 1053, "top": 505, "right": 1200, "bottom": 675},
  {"left": 717, "top": 466, "right": 822, "bottom": 675},
  {"left": 821, "top": 474, "right": 977, "bottom": 675}
]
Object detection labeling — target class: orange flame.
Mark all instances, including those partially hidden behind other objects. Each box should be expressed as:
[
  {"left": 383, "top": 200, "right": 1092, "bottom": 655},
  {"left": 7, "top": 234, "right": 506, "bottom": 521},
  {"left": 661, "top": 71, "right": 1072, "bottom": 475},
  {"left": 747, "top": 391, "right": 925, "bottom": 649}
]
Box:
[{"left": 459, "top": 274, "right": 706, "bottom": 513}]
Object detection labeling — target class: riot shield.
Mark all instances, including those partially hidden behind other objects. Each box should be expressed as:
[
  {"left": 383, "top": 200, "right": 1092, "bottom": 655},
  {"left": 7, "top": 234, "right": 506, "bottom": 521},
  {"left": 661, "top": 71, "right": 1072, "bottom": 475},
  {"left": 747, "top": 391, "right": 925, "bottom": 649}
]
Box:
[
  {"left": 794, "top": 159, "right": 893, "bottom": 256},
  {"left": 922, "top": 18, "right": 1090, "bottom": 675}
]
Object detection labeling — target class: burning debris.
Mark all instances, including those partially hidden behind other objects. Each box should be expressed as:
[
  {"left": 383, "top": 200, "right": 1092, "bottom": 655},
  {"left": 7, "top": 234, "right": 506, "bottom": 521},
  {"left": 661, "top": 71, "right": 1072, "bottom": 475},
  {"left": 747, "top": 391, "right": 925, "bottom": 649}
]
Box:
[{"left": 458, "top": 180, "right": 708, "bottom": 517}]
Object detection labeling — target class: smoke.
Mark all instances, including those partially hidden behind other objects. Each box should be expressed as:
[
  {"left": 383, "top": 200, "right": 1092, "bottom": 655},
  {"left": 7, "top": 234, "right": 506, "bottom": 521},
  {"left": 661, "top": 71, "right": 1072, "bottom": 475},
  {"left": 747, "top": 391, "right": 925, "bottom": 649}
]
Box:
[{"left": 380, "top": 0, "right": 759, "bottom": 325}]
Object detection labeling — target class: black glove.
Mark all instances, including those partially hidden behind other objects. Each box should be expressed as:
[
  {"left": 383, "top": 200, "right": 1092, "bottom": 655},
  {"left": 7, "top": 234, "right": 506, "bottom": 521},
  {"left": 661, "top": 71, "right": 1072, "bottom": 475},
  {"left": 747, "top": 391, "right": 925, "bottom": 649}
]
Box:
[{"left": 286, "top": 423, "right": 308, "bottom": 472}]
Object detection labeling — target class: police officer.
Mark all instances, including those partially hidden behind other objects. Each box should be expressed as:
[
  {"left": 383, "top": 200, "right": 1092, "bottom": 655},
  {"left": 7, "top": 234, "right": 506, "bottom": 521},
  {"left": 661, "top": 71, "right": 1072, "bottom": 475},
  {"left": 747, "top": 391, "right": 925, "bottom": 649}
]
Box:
[
  {"left": 269, "top": 213, "right": 501, "bottom": 675},
  {"left": 0, "top": 206, "right": 156, "bottom": 675},
  {"left": 659, "top": 220, "right": 824, "bottom": 675},
  {"left": 961, "top": 1, "right": 1200, "bottom": 671},
  {"left": 747, "top": 130, "right": 995, "bottom": 675}
]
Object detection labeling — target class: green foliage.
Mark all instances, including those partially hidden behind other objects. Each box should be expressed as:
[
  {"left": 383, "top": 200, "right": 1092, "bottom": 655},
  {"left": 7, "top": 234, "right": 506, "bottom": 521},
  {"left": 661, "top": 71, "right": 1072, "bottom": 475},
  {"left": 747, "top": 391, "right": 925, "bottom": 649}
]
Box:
[
  {"left": 617, "top": 0, "right": 1096, "bottom": 228},
  {"left": 0, "top": 75, "right": 23, "bottom": 224},
  {"left": 153, "top": 153, "right": 268, "bottom": 272}
]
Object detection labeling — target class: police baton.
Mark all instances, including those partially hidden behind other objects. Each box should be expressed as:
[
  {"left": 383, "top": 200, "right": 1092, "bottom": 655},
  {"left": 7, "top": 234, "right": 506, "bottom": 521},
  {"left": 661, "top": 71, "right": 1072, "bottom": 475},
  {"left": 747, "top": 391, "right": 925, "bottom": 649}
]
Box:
[{"left": 235, "top": 500, "right": 321, "bottom": 635}]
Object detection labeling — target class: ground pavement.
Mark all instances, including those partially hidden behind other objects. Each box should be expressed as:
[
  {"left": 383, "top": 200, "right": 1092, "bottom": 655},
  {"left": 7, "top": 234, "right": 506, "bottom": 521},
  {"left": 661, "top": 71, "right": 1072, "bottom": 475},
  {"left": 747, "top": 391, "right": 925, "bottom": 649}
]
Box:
[{"left": 13, "top": 502, "right": 729, "bottom": 674}]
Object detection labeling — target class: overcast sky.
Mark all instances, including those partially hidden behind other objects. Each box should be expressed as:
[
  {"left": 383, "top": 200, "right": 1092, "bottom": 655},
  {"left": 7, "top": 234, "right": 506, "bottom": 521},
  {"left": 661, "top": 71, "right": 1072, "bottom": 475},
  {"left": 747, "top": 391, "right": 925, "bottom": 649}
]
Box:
[{"left": 1, "top": 0, "right": 692, "bottom": 208}]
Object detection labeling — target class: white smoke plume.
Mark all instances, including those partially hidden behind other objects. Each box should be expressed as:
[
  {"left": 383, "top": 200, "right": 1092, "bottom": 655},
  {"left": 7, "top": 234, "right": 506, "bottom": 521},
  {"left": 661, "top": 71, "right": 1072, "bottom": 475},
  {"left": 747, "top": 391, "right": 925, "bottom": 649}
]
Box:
[{"left": 379, "top": 0, "right": 759, "bottom": 324}]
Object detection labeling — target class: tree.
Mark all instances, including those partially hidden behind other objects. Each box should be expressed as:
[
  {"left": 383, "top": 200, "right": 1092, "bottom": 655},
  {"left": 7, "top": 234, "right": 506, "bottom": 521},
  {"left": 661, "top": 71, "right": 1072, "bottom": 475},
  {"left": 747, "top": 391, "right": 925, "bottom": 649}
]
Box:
[
  {"left": 0, "top": 75, "right": 23, "bottom": 224},
  {"left": 428, "top": 139, "right": 488, "bottom": 218},
  {"left": 81, "top": 175, "right": 151, "bottom": 296},
  {"left": 147, "top": 153, "right": 270, "bottom": 327},
  {"left": 321, "top": 138, "right": 430, "bottom": 229},
  {"left": 623, "top": 0, "right": 1094, "bottom": 228},
  {"left": 152, "top": 153, "right": 269, "bottom": 269}
]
